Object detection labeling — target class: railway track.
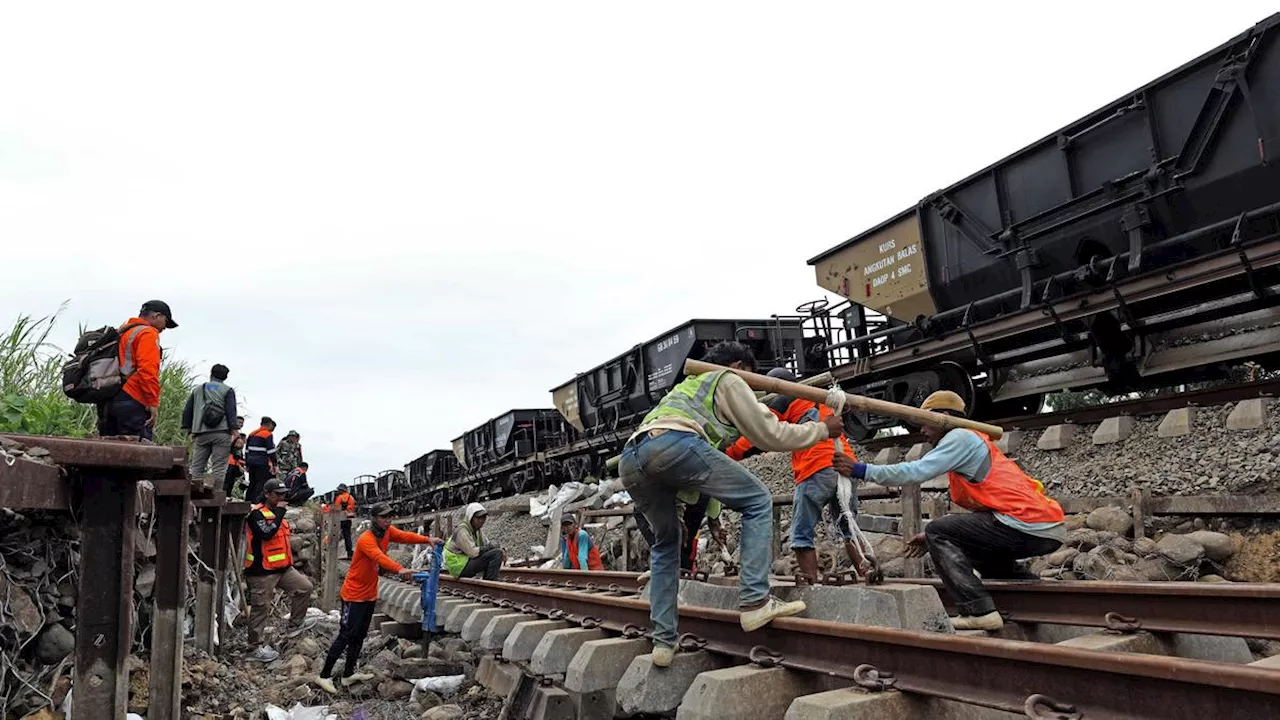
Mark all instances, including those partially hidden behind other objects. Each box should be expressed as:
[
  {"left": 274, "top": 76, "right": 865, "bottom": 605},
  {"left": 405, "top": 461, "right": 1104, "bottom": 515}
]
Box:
[{"left": 374, "top": 569, "right": 1280, "bottom": 719}]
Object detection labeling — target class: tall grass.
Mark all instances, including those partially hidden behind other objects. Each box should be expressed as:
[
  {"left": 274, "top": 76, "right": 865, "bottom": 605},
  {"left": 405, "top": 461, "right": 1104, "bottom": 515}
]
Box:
[{"left": 0, "top": 303, "right": 197, "bottom": 446}]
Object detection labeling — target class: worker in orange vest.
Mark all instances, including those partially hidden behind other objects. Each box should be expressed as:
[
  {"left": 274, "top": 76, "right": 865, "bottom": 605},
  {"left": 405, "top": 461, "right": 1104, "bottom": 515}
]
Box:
[
  {"left": 725, "top": 367, "right": 869, "bottom": 582},
  {"left": 848, "top": 391, "right": 1065, "bottom": 631},
  {"left": 316, "top": 503, "right": 443, "bottom": 693},
  {"left": 333, "top": 483, "right": 357, "bottom": 558},
  {"left": 243, "top": 479, "right": 315, "bottom": 662},
  {"left": 559, "top": 514, "right": 604, "bottom": 571},
  {"left": 97, "top": 300, "right": 176, "bottom": 440}
]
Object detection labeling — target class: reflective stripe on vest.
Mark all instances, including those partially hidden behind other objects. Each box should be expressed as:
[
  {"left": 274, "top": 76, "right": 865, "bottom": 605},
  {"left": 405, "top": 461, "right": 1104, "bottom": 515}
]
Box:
[
  {"left": 640, "top": 370, "right": 740, "bottom": 449},
  {"left": 244, "top": 503, "right": 294, "bottom": 570},
  {"left": 120, "top": 325, "right": 147, "bottom": 376},
  {"left": 946, "top": 431, "right": 1065, "bottom": 524}
]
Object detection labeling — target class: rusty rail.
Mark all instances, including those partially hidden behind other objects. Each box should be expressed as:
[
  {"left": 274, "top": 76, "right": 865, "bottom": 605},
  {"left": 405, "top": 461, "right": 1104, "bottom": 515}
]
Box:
[
  {"left": 495, "top": 567, "right": 1280, "bottom": 640},
  {"left": 903, "top": 578, "right": 1280, "bottom": 640},
  {"left": 437, "top": 576, "right": 1280, "bottom": 719}
]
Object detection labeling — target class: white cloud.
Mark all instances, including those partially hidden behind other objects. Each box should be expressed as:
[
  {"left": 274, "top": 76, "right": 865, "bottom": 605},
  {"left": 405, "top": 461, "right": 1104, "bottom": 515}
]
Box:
[{"left": 3, "top": 1, "right": 1275, "bottom": 490}]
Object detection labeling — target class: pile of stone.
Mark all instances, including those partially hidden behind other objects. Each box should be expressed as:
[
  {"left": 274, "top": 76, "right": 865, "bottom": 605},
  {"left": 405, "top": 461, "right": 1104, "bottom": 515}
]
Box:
[
  {"left": 1016, "top": 403, "right": 1280, "bottom": 498},
  {"left": 1033, "top": 506, "right": 1236, "bottom": 582},
  {"left": 0, "top": 509, "right": 84, "bottom": 718}
]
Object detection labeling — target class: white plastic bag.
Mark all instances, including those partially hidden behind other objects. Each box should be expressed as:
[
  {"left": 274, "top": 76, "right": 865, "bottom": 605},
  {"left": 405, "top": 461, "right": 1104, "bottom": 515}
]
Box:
[
  {"left": 264, "top": 702, "right": 338, "bottom": 720},
  {"left": 410, "top": 674, "right": 467, "bottom": 704}
]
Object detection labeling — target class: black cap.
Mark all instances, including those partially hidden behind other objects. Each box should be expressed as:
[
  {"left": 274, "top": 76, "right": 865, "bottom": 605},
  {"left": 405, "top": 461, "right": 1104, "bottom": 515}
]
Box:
[
  {"left": 211, "top": 364, "right": 229, "bottom": 381},
  {"left": 372, "top": 503, "right": 394, "bottom": 518},
  {"left": 560, "top": 516, "right": 575, "bottom": 525},
  {"left": 140, "top": 300, "right": 178, "bottom": 329},
  {"left": 263, "top": 479, "right": 287, "bottom": 495}
]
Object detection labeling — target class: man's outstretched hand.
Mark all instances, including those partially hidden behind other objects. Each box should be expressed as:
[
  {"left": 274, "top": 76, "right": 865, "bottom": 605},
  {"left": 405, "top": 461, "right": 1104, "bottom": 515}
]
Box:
[{"left": 904, "top": 532, "right": 928, "bottom": 558}]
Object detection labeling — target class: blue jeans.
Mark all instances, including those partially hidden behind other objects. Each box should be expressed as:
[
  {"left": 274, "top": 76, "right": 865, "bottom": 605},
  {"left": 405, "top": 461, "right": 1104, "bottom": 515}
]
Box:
[
  {"left": 620, "top": 429, "right": 774, "bottom": 648},
  {"left": 790, "top": 468, "right": 855, "bottom": 549}
]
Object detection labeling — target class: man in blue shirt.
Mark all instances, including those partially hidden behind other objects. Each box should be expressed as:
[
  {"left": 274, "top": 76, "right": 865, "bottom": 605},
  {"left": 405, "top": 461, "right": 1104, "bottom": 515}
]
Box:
[{"left": 847, "top": 391, "right": 1065, "bottom": 630}]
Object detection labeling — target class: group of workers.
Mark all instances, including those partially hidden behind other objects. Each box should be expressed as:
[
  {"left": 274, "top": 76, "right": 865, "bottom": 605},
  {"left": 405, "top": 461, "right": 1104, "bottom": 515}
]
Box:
[
  {"left": 616, "top": 341, "right": 1065, "bottom": 665},
  {"left": 239, "top": 337, "right": 1063, "bottom": 681}
]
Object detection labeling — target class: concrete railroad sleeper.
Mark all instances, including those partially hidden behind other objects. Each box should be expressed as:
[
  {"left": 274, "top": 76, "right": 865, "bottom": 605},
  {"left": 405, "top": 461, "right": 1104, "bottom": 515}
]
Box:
[
  {"left": 863, "top": 376, "right": 1280, "bottom": 451},
  {"left": 422, "top": 576, "right": 1278, "bottom": 720},
  {"left": 494, "top": 568, "right": 1280, "bottom": 641}
]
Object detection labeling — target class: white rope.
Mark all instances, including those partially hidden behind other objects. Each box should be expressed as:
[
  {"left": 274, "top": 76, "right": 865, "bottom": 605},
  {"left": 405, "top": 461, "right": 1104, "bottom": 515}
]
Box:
[{"left": 825, "top": 384, "right": 878, "bottom": 575}]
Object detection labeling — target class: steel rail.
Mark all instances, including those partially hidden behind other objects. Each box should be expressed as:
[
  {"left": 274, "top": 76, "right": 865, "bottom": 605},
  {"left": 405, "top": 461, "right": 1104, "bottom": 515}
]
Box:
[
  {"left": 495, "top": 568, "right": 1280, "bottom": 640},
  {"left": 903, "top": 578, "right": 1280, "bottom": 640},
  {"left": 436, "top": 576, "right": 1279, "bottom": 719}
]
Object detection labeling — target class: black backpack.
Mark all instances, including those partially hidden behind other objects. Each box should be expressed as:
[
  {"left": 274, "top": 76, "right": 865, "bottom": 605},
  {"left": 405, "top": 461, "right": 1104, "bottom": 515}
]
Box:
[
  {"left": 61, "top": 323, "right": 147, "bottom": 404},
  {"left": 198, "top": 384, "right": 228, "bottom": 428}
]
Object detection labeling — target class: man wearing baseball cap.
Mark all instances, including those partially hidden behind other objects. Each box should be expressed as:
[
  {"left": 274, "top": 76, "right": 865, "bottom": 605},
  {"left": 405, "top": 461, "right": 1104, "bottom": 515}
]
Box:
[
  {"left": 243, "top": 479, "right": 316, "bottom": 662},
  {"left": 316, "top": 503, "right": 442, "bottom": 693},
  {"left": 97, "top": 300, "right": 178, "bottom": 441},
  {"left": 844, "top": 391, "right": 1065, "bottom": 631}
]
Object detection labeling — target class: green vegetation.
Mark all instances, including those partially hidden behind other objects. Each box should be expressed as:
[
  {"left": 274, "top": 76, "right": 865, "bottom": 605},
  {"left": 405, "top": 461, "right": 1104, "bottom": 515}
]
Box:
[{"left": 0, "top": 303, "right": 197, "bottom": 447}]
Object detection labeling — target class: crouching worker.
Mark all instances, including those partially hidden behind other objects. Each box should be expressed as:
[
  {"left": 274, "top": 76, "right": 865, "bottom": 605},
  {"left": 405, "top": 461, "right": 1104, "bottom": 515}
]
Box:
[
  {"left": 317, "top": 503, "right": 443, "bottom": 693},
  {"left": 726, "top": 367, "right": 870, "bottom": 581},
  {"left": 560, "top": 514, "right": 604, "bottom": 571},
  {"left": 846, "top": 391, "right": 1064, "bottom": 630},
  {"left": 244, "top": 479, "right": 316, "bottom": 662},
  {"left": 619, "top": 341, "right": 843, "bottom": 666},
  {"left": 444, "top": 502, "right": 505, "bottom": 580}
]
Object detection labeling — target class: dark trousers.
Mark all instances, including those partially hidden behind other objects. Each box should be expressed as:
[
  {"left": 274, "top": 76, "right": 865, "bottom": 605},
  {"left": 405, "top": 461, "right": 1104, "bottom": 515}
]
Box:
[
  {"left": 224, "top": 467, "right": 242, "bottom": 498},
  {"left": 925, "top": 511, "right": 1061, "bottom": 616},
  {"left": 246, "top": 465, "right": 272, "bottom": 504},
  {"left": 341, "top": 520, "right": 353, "bottom": 557},
  {"left": 96, "top": 392, "right": 152, "bottom": 441},
  {"left": 321, "top": 600, "right": 377, "bottom": 678},
  {"left": 459, "top": 547, "right": 503, "bottom": 580},
  {"left": 634, "top": 494, "right": 709, "bottom": 571}
]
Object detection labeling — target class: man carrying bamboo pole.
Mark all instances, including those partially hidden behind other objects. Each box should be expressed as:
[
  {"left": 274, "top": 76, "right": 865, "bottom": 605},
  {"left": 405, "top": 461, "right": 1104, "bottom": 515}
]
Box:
[
  {"left": 846, "top": 391, "right": 1065, "bottom": 630},
  {"left": 619, "top": 341, "right": 843, "bottom": 667}
]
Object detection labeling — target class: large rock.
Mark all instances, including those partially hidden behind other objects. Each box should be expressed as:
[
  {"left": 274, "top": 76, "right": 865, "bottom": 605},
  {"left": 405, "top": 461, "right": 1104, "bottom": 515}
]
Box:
[
  {"left": 379, "top": 679, "right": 414, "bottom": 701},
  {"left": 1132, "top": 537, "right": 1159, "bottom": 557},
  {"left": 1184, "top": 531, "right": 1234, "bottom": 562},
  {"left": 0, "top": 575, "right": 42, "bottom": 636},
  {"left": 35, "top": 624, "right": 75, "bottom": 664},
  {"left": 1044, "top": 547, "right": 1078, "bottom": 567},
  {"left": 1065, "top": 529, "right": 1105, "bottom": 551},
  {"left": 296, "top": 637, "right": 322, "bottom": 658},
  {"left": 392, "top": 657, "right": 465, "bottom": 680},
  {"left": 1136, "top": 556, "right": 1195, "bottom": 582},
  {"left": 422, "top": 706, "right": 465, "bottom": 720},
  {"left": 1157, "top": 534, "right": 1205, "bottom": 566},
  {"left": 1087, "top": 506, "right": 1133, "bottom": 536}
]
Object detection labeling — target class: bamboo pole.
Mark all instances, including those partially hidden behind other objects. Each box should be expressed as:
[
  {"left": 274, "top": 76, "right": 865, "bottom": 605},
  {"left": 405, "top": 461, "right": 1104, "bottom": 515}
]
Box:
[{"left": 683, "top": 359, "right": 1004, "bottom": 439}]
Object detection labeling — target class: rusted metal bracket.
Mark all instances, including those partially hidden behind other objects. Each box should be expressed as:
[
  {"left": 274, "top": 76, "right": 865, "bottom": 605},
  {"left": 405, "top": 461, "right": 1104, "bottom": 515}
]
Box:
[
  {"left": 1104, "top": 612, "right": 1142, "bottom": 634},
  {"left": 748, "top": 645, "right": 785, "bottom": 668},
  {"left": 853, "top": 664, "right": 897, "bottom": 692},
  {"left": 1023, "top": 693, "right": 1082, "bottom": 719},
  {"left": 677, "top": 633, "right": 708, "bottom": 652}
]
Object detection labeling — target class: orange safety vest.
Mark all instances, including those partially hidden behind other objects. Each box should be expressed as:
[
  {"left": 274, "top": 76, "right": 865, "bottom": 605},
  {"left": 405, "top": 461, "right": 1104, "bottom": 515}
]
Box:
[
  {"left": 334, "top": 491, "right": 356, "bottom": 518},
  {"left": 244, "top": 503, "right": 294, "bottom": 571},
  {"left": 726, "top": 398, "right": 855, "bottom": 483},
  {"left": 947, "top": 431, "right": 1064, "bottom": 524},
  {"left": 564, "top": 531, "right": 604, "bottom": 571}
]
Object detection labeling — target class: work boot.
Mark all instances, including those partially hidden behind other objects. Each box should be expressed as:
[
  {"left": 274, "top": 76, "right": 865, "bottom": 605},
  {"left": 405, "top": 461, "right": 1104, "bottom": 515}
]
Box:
[
  {"left": 342, "top": 672, "right": 375, "bottom": 687},
  {"left": 740, "top": 596, "right": 807, "bottom": 632},
  {"left": 651, "top": 643, "right": 675, "bottom": 667},
  {"left": 314, "top": 676, "right": 338, "bottom": 694},
  {"left": 285, "top": 616, "right": 317, "bottom": 638},
  {"left": 248, "top": 645, "right": 279, "bottom": 663},
  {"left": 950, "top": 611, "right": 1004, "bottom": 631},
  {"left": 794, "top": 548, "right": 819, "bottom": 583}
]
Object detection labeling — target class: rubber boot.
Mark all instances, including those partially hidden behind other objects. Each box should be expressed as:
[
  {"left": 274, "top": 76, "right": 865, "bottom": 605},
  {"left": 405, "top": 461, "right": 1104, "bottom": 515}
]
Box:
[{"left": 794, "top": 548, "right": 819, "bottom": 583}]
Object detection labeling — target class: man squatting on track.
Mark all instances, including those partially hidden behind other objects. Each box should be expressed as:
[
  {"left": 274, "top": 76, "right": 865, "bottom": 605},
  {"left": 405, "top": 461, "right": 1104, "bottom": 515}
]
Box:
[{"left": 848, "top": 390, "right": 1065, "bottom": 630}]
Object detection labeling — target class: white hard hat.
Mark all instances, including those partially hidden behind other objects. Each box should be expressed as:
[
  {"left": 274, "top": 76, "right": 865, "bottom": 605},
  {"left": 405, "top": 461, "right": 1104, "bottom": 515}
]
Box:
[{"left": 465, "top": 502, "right": 488, "bottom": 522}]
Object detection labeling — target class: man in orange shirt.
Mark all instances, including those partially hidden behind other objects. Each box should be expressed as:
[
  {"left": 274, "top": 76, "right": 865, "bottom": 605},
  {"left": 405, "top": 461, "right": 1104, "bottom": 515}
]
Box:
[
  {"left": 97, "top": 300, "right": 177, "bottom": 442},
  {"left": 332, "top": 483, "right": 357, "bottom": 558},
  {"left": 316, "top": 503, "right": 442, "bottom": 693},
  {"left": 725, "top": 368, "right": 866, "bottom": 582}
]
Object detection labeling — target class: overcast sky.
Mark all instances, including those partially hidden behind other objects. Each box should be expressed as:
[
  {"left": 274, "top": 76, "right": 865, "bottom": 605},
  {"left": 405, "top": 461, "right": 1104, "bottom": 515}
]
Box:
[{"left": 3, "top": 3, "right": 1276, "bottom": 493}]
